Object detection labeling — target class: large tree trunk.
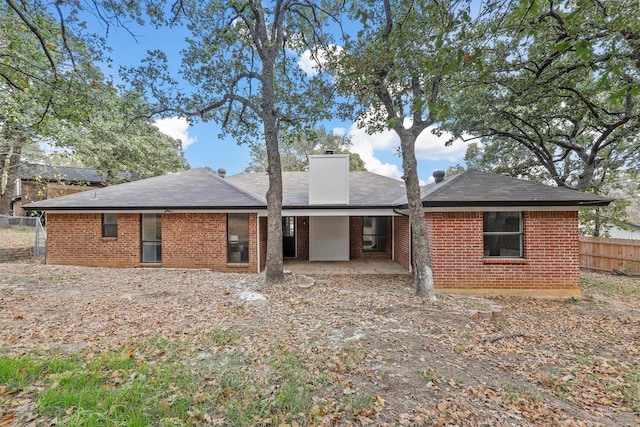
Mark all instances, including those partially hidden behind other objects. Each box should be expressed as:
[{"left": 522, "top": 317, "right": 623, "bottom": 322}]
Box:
[
  {"left": 261, "top": 50, "right": 284, "bottom": 283},
  {"left": 0, "top": 137, "right": 23, "bottom": 216},
  {"left": 397, "top": 128, "right": 436, "bottom": 300}
]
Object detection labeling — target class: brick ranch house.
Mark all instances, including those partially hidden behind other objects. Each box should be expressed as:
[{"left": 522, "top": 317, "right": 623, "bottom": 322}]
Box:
[
  {"left": 11, "top": 164, "right": 107, "bottom": 217},
  {"left": 24, "top": 154, "right": 611, "bottom": 296}
]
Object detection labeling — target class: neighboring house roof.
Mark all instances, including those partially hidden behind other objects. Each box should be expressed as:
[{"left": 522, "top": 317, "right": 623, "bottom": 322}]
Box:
[
  {"left": 23, "top": 168, "right": 266, "bottom": 211},
  {"left": 392, "top": 169, "right": 611, "bottom": 207},
  {"left": 226, "top": 171, "right": 407, "bottom": 207},
  {"left": 18, "top": 164, "right": 108, "bottom": 185}
]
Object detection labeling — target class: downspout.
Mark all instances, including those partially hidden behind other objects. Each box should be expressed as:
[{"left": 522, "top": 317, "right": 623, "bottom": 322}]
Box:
[
  {"left": 393, "top": 209, "right": 412, "bottom": 273},
  {"left": 256, "top": 213, "right": 260, "bottom": 273}
]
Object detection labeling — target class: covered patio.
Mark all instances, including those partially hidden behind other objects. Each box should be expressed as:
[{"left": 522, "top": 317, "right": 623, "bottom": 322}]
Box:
[{"left": 283, "top": 259, "right": 409, "bottom": 275}]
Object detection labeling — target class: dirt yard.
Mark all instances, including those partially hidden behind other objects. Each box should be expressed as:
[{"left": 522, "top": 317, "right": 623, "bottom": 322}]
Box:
[{"left": 1, "top": 261, "right": 639, "bottom": 426}]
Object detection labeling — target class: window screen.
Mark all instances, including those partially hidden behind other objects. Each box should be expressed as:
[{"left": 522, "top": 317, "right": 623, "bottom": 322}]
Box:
[
  {"left": 102, "top": 213, "right": 118, "bottom": 238},
  {"left": 363, "top": 216, "right": 388, "bottom": 252},
  {"left": 228, "top": 213, "right": 249, "bottom": 263},
  {"left": 141, "top": 213, "right": 162, "bottom": 262},
  {"left": 483, "top": 212, "right": 523, "bottom": 258}
]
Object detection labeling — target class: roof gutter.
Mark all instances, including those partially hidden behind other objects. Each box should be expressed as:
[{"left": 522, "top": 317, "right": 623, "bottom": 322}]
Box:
[
  {"left": 393, "top": 208, "right": 409, "bottom": 217},
  {"left": 23, "top": 206, "right": 267, "bottom": 213}
]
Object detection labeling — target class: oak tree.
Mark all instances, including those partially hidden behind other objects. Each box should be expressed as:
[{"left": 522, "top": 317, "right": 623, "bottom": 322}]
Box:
[
  {"left": 330, "top": 0, "right": 478, "bottom": 299},
  {"left": 125, "top": 1, "right": 339, "bottom": 282},
  {"left": 443, "top": 0, "right": 640, "bottom": 234}
]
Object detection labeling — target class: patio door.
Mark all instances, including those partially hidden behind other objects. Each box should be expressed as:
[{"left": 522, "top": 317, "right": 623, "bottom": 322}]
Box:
[{"left": 282, "top": 216, "right": 296, "bottom": 258}]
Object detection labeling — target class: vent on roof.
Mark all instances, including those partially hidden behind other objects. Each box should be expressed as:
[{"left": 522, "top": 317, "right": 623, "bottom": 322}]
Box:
[
  {"left": 324, "top": 150, "right": 334, "bottom": 154},
  {"left": 433, "top": 170, "right": 445, "bottom": 183},
  {"left": 217, "top": 168, "right": 227, "bottom": 178}
]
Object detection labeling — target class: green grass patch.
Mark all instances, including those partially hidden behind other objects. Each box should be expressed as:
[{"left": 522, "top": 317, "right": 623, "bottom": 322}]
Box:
[
  {"left": 416, "top": 367, "right": 439, "bottom": 382},
  {"left": 1, "top": 330, "right": 387, "bottom": 426},
  {"left": 203, "top": 328, "right": 242, "bottom": 347},
  {"left": 339, "top": 343, "right": 367, "bottom": 369},
  {"left": 2, "top": 344, "right": 200, "bottom": 426},
  {"left": 580, "top": 274, "right": 640, "bottom": 298},
  {"left": 502, "top": 383, "right": 539, "bottom": 403}
]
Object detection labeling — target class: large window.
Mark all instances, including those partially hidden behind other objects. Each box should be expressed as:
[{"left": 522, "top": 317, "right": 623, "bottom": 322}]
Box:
[
  {"left": 141, "top": 214, "right": 162, "bottom": 263},
  {"left": 228, "top": 213, "right": 249, "bottom": 263},
  {"left": 363, "top": 216, "right": 387, "bottom": 252},
  {"left": 102, "top": 213, "right": 118, "bottom": 237},
  {"left": 483, "top": 212, "right": 523, "bottom": 258}
]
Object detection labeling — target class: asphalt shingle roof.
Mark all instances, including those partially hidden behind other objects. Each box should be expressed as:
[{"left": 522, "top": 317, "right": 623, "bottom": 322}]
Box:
[
  {"left": 24, "top": 168, "right": 612, "bottom": 211},
  {"left": 18, "top": 164, "right": 107, "bottom": 185},
  {"left": 393, "top": 169, "right": 611, "bottom": 207},
  {"left": 23, "top": 168, "right": 266, "bottom": 211},
  {"left": 226, "top": 171, "right": 407, "bottom": 207}
]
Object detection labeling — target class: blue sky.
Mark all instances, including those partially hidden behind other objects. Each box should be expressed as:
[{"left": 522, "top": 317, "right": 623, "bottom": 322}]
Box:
[{"left": 91, "top": 12, "right": 471, "bottom": 184}]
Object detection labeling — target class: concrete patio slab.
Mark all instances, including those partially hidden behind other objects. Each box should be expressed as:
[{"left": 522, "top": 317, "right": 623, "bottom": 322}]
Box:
[{"left": 283, "top": 259, "right": 409, "bottom": 275}]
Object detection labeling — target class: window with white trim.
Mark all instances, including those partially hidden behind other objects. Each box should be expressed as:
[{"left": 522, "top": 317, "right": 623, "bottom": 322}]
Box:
[{"left": 483, "top": 212, "right": 523, "bottom": 258}]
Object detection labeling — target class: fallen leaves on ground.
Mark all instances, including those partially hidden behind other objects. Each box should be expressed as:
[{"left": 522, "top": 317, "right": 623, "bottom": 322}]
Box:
[{"left": 1, "top": 262, "right": 639, "bottom": 426}]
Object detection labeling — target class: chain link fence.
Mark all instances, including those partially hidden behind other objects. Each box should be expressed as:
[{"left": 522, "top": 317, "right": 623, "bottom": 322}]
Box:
[{"left": 0, "top": 214, "right": 46, "bottom": 259}]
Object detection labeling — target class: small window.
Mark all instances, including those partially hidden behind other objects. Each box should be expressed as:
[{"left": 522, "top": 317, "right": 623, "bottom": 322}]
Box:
[
  {"left": 13, "top": 178, "right": 21, "bottom": 197},
  {"left": 363, "top": 216, "right": 388, "bottom": 252},
  {"left": 483, "top": 212, "right": 523, "bottom": 258},
  {"left": 228, "top": 213, "right": 249, "bottom": 263},
  {"left": 103, "top": 213, "right": 118, "bottom": 238},
  {"left": 141, "top": 213, "right": 162, "bottom": 263}
]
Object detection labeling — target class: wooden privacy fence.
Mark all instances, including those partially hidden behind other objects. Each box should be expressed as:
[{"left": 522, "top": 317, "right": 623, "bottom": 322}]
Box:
[{"left": 580, "top": 236, "right": 640, "bottom": 276}]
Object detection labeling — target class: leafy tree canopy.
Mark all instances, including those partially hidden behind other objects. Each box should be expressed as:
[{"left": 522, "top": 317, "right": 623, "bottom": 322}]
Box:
[
  {"left": 0, "top": 2, "right": 188, "bottom": 214},
  {"left": 119, "top": 0, "right": 341, "bottom": 282},
  {"left": 326, "top": 0, "right": 486, "bottom": 299},
  {"left": 443, "top": 0, "right": 640, "bottom": 194}
]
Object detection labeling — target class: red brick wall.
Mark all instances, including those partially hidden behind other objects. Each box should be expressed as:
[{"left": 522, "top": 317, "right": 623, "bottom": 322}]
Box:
[
  {"left": 428, "top": 211, "right": 580, "bottom": 296},
  {"left": 46, "top": 212, "right": 259, "bottom": 272},
  {"left": 295, "top": 217, "right": 309, "bottom": 260},
  {"left": 46, "top": 213, "right": 141, "bottom": 267},
  {"left": 393, "top": 216, "right": 410, "bottom": 269},
  {"left": 162, "top": 213, "right": 258, "bottom": 272}
]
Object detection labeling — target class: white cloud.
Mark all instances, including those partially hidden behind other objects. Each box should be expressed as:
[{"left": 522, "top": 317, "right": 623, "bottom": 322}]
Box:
[
  {"left": 298, "top": 45, "right": 343, "bottom": 76},
  {"left": 347, "top": 123, "right": 403, "bottom": 179},
  {"left": 414, "top": 126, "right": 472, "bottom": 162},
  {"left": 154, "top": 117, "right": 197, "bottom": 149},
  {"left": 298, "top": 50, "right": 317, "bottom": 75},
  {"left": 341, "top": 118, "right": 472, "bottom": 180},
  {"left": 332, "top": 127, "right": 347, "bottom": 136}
]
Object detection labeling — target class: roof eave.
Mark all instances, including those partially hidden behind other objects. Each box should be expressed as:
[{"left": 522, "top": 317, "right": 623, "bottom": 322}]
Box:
[
  {"left": 417, "top": 200, "right": 612, "bottom": 208},
  {"left": 23, "top": 205, "right": 267, "bottom": 211}
]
